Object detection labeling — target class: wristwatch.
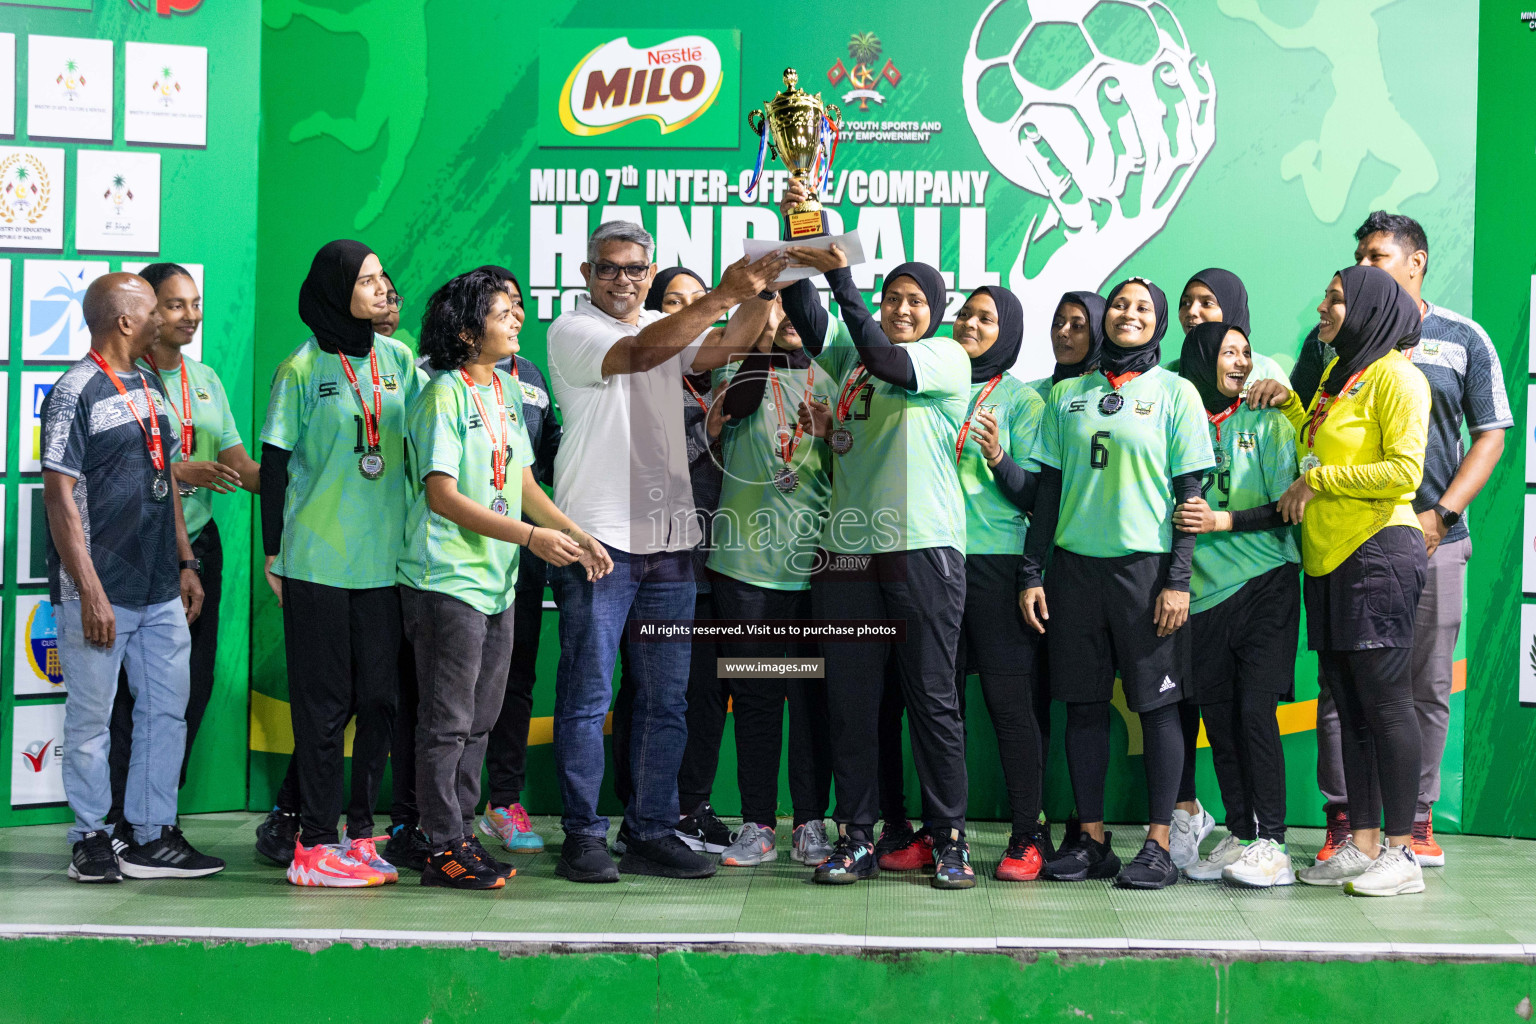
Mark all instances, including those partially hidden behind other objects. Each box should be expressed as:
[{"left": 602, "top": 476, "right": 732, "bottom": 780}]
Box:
[
  {"left": 179, "top": 559, "right": 203, "bottom": 575},
  {"left": 1432, "top": 504, "right": 1461, "bottom": 528}
]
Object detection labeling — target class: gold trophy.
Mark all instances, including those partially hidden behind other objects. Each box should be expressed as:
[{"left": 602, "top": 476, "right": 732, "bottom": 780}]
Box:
[{"left": 748, "top": 68, "right": 843, "bottom": 240}]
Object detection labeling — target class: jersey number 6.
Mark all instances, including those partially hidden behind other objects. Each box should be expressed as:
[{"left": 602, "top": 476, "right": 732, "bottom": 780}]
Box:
[{"left": 1089, "top": 430, "right": 1111, "bottom": 470}]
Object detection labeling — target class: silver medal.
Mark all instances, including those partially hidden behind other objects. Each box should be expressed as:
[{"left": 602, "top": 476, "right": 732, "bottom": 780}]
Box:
[
  {"left": 828, "top": 427, "right": 854, "bottom": 455},
  {"left": 1213, "top": 447, "right": 1226, "bottom": 469},
  {"left": 490, "top": 493, "right": 509, "bottom": 516},
  {"left": 1299, "top": 453, "right": 1322, "bottom": 474},
  {"left": 151, "top": 473, "right": 170, "bottom": 501},
  {"left": 359, "top": 450, "right": 386, "bottom": 480},
  {"left": 1099, "top": 393, "right": 1124, "bottom": 416},
  {"left": 773, "top": 467, "right": 800, "bottom": 494}
]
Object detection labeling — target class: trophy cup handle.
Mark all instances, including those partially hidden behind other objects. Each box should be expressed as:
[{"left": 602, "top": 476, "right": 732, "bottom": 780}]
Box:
[
  {"left": 748, "top": 109, "right": 765, "bottom": 137},
  {"left": 824, "top": 103, "right": 844, "bottom": 133}
]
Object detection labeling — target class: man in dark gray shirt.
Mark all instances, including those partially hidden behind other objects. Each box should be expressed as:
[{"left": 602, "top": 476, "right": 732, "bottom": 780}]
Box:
[{"left": 1291, "top": 212, "right": 1509, "bottom": 868}]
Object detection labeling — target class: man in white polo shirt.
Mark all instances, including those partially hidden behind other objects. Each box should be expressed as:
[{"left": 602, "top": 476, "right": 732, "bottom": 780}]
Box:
[{"left": 546, "top": 220, "right": 784, "bottom": 883}]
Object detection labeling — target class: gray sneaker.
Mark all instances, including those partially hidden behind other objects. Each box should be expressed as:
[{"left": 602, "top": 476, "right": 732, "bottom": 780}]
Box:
[
  {"left": 1297, "top": 838, "right": 1372, "bottom": 886},
  {"left": 720, "top": 822, "right": 778, "bottom": 866},
  {"left": 792, "top": 820, "right": 833, "bottom": 864}
]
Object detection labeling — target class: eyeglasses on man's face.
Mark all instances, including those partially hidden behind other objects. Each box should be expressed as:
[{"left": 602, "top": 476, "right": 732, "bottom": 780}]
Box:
[{"left": 592, "top": 263, "right": 651, "bottom": 282}]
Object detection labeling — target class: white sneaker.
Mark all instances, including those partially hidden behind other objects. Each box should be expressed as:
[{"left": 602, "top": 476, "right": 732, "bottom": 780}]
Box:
[
  {"left": 1345, "top": 844, "right": 1425, "bottom": 897},
  {"left": 792, "top": 820, "right": 833, "bottom": 864},
  {"left": 1169, "top": 802, "right": 1216, "bottom": 871},
  {"left": 1297, "top": 839, "right": 1373, "bottom": 886},
  {"left": 1184, "top": 833, "right": 1247, "bottom": 881},
  {"left": 720, "top": 822, "right": 778, "bottom": 866},
  {"left": 1222, "top": 838, "right": 1296, "bottom": 888}
]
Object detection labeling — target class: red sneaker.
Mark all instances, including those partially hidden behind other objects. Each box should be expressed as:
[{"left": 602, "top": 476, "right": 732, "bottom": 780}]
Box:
[
  {"left": 286, "top": 839, "right": 388, "bottom": 888},
  {"left": 879, "top": 828, "right": 936, "bottom": 872},
  {"left": 1410, "top": 810, "right": 1445, "bottom": 867},
  {"left": 1314, "top": 809, "right": 1352, "bottom": 864},
  {"left": 995, "top": 831, "right": 1047, "bottom": 882}
]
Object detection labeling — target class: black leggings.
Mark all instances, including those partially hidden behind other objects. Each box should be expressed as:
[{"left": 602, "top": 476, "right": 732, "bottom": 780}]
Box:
[
  {"left": 1320, "top": 647, "right": 1420, "bottom": 836},
  {"left": 1202, "top": 694, "right": 1286, "bottom": 841},
  {"left": 1065, "top": 701, "right": 1182, "bottom": 828},
  {"left": 1176, "top": 703, "right": 1200, "bottom": 805}
]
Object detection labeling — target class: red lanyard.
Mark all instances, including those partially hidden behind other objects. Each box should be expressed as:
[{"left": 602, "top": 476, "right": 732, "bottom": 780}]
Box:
[
  {"left": 338, "top": 350, "right": 383, "bottom": 452},
  {"left": 835, "top": 363, "right": 871, "bottom": 423},
  {"left": 1305, "top": 366, "right": 1370, "bottom": 451},
  {"left": 955, "top": 375, "right": 1003, "bottom": 463},
  {"left": 683, "top": 376, "right": 710, "bottom": 412},
  {"left": 1207, "top": 398, "right": 1240, "bottom": 442},
  {"left": 89, "top": 350, "right": 165, "bottom": 472},
  {"left": 460, "top": 369, "right": 509, "bottom": 493},
  {"left": 769, "top": 362, "right": 815, "bottom": 463},
  {"left": 1102, "top": 368, "right": 1143, "bottom": 391},
  {"left": 144, "top": 353, "right": 195, "bottom": 459}
]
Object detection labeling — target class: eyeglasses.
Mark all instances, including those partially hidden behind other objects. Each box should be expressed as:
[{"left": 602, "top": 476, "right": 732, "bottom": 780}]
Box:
[
  {"left": 386, "top": 292, "right": 403, "bottom": 311},
  {"left": 592, "top": 263, "right": 651, "bottom": 281}
]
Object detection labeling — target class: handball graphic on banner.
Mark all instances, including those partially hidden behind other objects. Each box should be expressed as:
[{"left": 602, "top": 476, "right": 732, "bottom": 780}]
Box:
[{"left": 541, "top": 29, "right": 740, "bottom": 149}]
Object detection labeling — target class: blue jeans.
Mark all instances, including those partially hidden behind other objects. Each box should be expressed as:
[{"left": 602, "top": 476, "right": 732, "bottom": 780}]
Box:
[
  {"left": 56, "top": 598, "right": 191, "bottom": 845},
  {"left": 549, "top": 548, "right": 694, "bottom": 841}
]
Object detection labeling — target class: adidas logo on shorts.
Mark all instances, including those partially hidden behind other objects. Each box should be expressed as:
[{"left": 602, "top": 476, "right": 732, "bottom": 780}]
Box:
[{"left": 1159, "top": 676, "right": 1176, "bottom": 693}]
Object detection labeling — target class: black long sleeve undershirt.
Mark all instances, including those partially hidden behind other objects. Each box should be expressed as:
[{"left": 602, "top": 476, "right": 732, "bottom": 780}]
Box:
[
  {"left": 1020, "top": 467, "right": 1202, "bottom": 592},
  {"left": 780, "top": 270, "right": 917, "bottom": 391},
  {"left": 719, "top": 349, "right": 812, "bottom": 421},
  {"left": 989, "top": 451, "right": 1037, "bottom": 514},
  {"left": 259, "top": 443, "right": 291, "bottom": 557},
  {"left": 1230, "top": 502, "right": 1287, "bottom": 532}
]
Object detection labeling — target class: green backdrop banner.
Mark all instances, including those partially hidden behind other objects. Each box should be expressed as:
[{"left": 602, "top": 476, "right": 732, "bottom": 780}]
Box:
[
  {"left": 0, "top": 1, "right": 261, "bottom": 826},
  {"left": 250, "top": 0, "right": 1492, "bottom": 831}
]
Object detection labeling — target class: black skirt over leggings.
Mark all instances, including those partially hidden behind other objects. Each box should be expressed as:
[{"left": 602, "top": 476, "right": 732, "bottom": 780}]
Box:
[{"left": 1304, "top": 525, "right": 1427, "bottom": 836}]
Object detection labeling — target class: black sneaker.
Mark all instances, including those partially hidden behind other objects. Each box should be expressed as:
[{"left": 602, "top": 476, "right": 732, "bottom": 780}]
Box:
[
  {"left": 118, "top": 825, "right": 225, "bottom": 879},
  {"left": 69, "top": 830, "right": 123, "bottom": 884},
  {"left": 873, "top": 818, "right": 915, "bottom": 862},
  {"left": 110, "top": 819, "right": 133, "bottom": 858},
  {"left": 931, "top": 832, "right": 976, "bottom": 890},
  {"left": 813, "top": 834, "right": 879, "bottom": 885},
  {"left": 1043, "top": 830, "right": 1121, "bottom": 881},
  {"left": 422, "top": 839, "right": 504, "bottom": 890},
  {"left": 1115, "top": 839, "right": 1180, "bottom": 890},
  {"left": 555, "top": 832, "right": 619, "bottom": 883},
  {"left": 384, "top": 823, "right": 431, "bottom": 873},
  {"left": 620, "top": 833, "right": 718, "bottom": 878},
  {"left": 674, "top": 801, "right": 735, "bottom": 854},
  {"left": 254, "top": 808, "right": 300, "bottom": 866},
  {"left": 465, "top": 834, "right": 515, "bottom": 879}
]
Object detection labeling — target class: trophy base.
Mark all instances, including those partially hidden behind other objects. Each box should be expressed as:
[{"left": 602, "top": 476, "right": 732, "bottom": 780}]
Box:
[{"left": 784, "top": 207, "right": 831, "bottom": 240}]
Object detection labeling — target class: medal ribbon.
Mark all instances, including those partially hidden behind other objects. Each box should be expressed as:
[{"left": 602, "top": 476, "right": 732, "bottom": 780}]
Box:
[
  {"left": 144, "top": 353, "right": 195, "bottom": 459},
  {"left": 954, "top": 375, "right": 1003, "bottom": 464},
  {"left": 89, "top": 350, "right": 166, "bottom": 472},
  {"left": 683, "top": 376, "right": 710, "bottom": 412},
  {"left": 338, "top": 350, "right": 383, "bottom": 452},
  {"left": 769, "top": 362, "right": 815, "bottom": 464},
  {"left": 1102, "top": 368, "right": 1143, "bottom": 391},
  {"left": 835, "top": 363, "right": 870, "bottom": 424},
  {"left": 1305, "top": 366, "right": 1370, "bottom": 451},
  {"left": 460, "top": 370, "right": 510, "bottom": 493},
  {"left": 1207, "top": 398, "right": 1241, "bottom": 442}
]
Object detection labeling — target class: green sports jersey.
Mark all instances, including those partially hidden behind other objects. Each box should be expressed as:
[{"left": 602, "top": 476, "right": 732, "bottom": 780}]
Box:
[
  {"left": 1189, "top": 404, "right": 1301, "bottom": 614},
  {"left": 396, "top": 368, "right": 535, "bottom": 615},
  {"left": 959, "top": 374, "right": 1044, "bottom": 555},
  {"left": 1025, "top": 375, "right": 1054, "bottom": 405},
  {"left": 260, "top": 335, "right": 426, "bottom": 588},
  {"left": 1035, "top": 365, "right": 1215, "bottom": 558},
  {"left": 706, "top": 359, "right": 832, "bottom": 590},
  {"left": 137, "top": 354, "right": 243, "bottom": 543},
  {"left": 815, "top": 319, "right": 970, "bottom": 554}
]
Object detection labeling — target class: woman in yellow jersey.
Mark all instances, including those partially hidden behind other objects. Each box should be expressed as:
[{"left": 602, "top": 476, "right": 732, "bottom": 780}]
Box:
[{"left": 1247, "top": 264, "right": 1430, "bottom": 897}]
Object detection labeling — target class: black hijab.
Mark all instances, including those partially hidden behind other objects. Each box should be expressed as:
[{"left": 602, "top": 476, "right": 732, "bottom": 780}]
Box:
[
  {"left": 1052, "top": 290, "right": 1107, "bottom": 383},
  {"left": 1181, "top": 320, "right": 1248, "bottom": 415},
  {"left": 1184, "top": 267, "right": 1250, "bottom": 337},
  {"left": 881, "top": 262, "right": 946, "bottom": 339},
  {"left": 963, "top": 285, "right": 1023, "bottom": 383},
  {"left": 299, "top": 239, "right": 377, "bottom": 357},
  {"left": 1321, "top": 264, "right": 1422, "bottom": 395},
  {"left": 1101, "top": 277, "right": 1168, "bottom": 376},
  {"left": 644, "top": 266, "right": 708, "bottom": 312}
]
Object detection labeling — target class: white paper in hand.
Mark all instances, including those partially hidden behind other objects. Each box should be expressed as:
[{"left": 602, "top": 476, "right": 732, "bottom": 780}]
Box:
[{"left": 743, "top": 230, "right": 867, "bottom": 284}]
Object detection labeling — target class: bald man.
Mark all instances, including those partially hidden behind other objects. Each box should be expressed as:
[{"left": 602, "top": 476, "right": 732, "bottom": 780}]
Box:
[{"left": 42, "top": 273, "right": 222, "bottom": 883}]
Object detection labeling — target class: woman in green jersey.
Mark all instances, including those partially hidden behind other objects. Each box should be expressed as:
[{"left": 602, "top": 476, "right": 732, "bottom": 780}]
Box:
[
  {"left": 399, "top": 269, "right": 610, "bottom": 889},
  {"left": 1025, "top": 291, "right": 1107, "bottom": 404},
  {"left": 949, "top": 284, "right": 1055, "bottom": 880},
  {"left": 1171, "top": 321, "right": 1302, "bottom": 888},
  {"left": 259, "top": 239, "right": 426, "bottom": 888},
  {"left": 782, "top": 234, "right": 974, "bottom": 890},
  {"left": 1021, "top": 277, "right": 1215, "bottom": 891},
  {"left": 107, "top": 263, "right": 261, "bottom": 828}
]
